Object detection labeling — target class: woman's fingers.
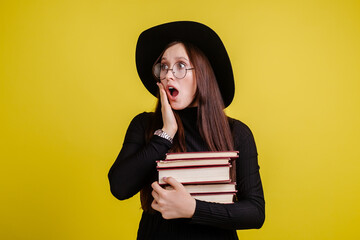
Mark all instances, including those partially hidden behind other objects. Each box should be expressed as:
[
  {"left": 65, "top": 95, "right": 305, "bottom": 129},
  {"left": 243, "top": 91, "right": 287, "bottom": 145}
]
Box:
[
  {"left": 157, "top": 82, "right": 169, "bottom": 107},
  {"left": 157, "top": 82, "right": 177, "bottom": 138},
  {"left": 162, "top": 177, "right": 184, "bottom": 191},
  {"left": 151, "top": 181, "right": 164, "bottom": 196},
  {"left": 151, "top": 199, "right": 160, "bottom": 212},
  {"left": 151, "top": 189, "right": 159, "bottom": 201},
  {"left": 150, "top": 178, "right": 196, "bottom": 219}
]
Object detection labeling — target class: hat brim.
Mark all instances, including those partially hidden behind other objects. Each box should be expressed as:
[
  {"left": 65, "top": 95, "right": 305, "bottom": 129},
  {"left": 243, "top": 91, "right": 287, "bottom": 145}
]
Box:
[{"left": 135, "top": 21, "right": 234, "bottom": 108}]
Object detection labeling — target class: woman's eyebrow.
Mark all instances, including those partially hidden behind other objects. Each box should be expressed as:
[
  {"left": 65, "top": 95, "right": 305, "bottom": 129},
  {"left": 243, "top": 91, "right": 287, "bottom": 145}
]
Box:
[
  {"left": 161, "top": 56, "right": 189, "bottom": 62},
  {"left": 175, "top": 56, "right": 189, "bottom": 61}
]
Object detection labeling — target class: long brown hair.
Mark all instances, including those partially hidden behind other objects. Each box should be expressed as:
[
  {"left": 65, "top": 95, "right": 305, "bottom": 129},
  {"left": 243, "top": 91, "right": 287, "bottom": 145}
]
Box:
[{"left": 140, "top": 41, "right": 234, "bottom": 212}]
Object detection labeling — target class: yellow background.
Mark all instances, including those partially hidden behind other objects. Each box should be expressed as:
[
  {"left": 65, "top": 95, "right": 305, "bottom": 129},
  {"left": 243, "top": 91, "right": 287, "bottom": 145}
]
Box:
[{"left": 1, "top": 0, "right": 359, "bottom": 239}]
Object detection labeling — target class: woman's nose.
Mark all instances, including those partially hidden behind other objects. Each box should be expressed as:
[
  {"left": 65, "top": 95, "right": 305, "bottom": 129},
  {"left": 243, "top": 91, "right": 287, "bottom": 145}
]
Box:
[{"left": 164, "top": 69, "right": 175, "bottom": 80}]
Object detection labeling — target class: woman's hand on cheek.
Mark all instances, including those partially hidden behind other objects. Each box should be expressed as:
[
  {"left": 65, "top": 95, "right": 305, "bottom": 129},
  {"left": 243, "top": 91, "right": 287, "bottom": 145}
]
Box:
[
  {"left": 151, "top": 177, "right": 196, "bottom": 220},
  {"left": 157, "top": 82, "right": 177, "bottom": 138}
]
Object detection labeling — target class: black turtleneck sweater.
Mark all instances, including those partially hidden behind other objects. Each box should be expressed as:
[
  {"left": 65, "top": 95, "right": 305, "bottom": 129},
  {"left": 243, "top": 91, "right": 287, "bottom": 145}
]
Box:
[{"left": 108, "top": 108, "right": 265, "bottom": 240}]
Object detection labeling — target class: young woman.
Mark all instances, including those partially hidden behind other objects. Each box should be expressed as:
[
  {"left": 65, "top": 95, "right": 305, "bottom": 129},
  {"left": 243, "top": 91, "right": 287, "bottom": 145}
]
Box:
[{"left": 108, "top": 21, "right": 265, "bottom": 240}]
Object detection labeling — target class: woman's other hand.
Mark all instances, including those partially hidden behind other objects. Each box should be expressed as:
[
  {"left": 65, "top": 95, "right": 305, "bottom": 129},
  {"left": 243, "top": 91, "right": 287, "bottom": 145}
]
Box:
[
  {"left": 151, "top": 177, "right": 196, "bottom": 219},
  {"left": 157, "top": 82, "right": 178, "bottom": 138}
]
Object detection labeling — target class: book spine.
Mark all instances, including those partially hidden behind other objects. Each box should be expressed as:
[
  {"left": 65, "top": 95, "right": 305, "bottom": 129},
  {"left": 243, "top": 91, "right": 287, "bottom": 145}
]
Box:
[
  {"left": 191, "top": 191, "right": 237, "bottom": 196},
  {"left": 166, "top": 151, "right": 239, "bottom": 156},
  {"left": 165, "top": 151, "right": 239, "bottom": 160},
  {"left": 157, "top": 163, "right": 231, "bottom": 170},
  {"left": 158, "top": 157, "right": 234, "bottom": 162},
  {"left": 157, "top": 164, "right": 231, "bottom": 171},
  {"left": 159, "top": 179, "right": 232, "bottom": 186}
]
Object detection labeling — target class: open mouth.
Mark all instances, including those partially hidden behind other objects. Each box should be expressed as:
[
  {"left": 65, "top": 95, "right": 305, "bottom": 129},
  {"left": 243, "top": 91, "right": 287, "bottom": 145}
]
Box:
[{"left": 168, "top": 86, "right": 179, "bottom": 97}]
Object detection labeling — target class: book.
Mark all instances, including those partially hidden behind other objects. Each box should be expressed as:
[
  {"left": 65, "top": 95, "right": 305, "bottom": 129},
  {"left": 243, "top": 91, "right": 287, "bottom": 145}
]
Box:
[
  {"left": 158, "top": 165, "right": 231, "bottom": 184},
  {"left": 157, "top": 158, "right": 231, "bottom": 168},
  {"left": 165, "top": 182, "right": 236, "bottom": 194},
  {"left": 165, "top": 151, "right": 239, "bottom": 160},
  {"left": 156, "top": 151, "right": 239, "bottom": 203},
  {"left": 192, "top": 192, "right": 236, "bottom": 204}
]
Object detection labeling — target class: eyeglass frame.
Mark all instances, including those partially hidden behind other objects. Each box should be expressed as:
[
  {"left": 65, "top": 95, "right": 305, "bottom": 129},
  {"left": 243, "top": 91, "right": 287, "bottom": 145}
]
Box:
[{"left": 152, "top": 62, "right": 194, "bottom": 81}]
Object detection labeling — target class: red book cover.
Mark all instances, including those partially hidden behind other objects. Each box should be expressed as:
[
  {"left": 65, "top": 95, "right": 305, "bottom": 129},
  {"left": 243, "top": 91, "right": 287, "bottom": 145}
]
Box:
[
  {"left": 159, "top": 179, "right": 233, "bottom": 186},
  {"left": 191, "top": 191, "right": 237, "bottom": 196},
  {"left": 165, "top": 151, "right": 239, "bottom": 160},
  {"left": 157, "top": 163, "right": 231, "bottom": 170}
]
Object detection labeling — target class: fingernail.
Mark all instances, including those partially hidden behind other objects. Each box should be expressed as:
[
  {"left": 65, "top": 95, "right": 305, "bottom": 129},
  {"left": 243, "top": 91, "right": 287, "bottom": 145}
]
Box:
[{"left": 162, "top": 177, "right": 167, "bottom": 181}]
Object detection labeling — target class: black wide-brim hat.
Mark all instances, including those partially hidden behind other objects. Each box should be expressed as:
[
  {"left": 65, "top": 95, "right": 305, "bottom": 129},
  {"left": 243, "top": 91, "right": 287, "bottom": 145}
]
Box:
[{"left": 136, "top": 21, "right": 234, "bottom": 108}]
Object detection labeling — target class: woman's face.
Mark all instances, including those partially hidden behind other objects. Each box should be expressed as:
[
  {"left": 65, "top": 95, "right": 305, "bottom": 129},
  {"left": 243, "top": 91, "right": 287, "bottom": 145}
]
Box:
[{"left": 160, "top": 43, "right": 197, "bottom": 110}]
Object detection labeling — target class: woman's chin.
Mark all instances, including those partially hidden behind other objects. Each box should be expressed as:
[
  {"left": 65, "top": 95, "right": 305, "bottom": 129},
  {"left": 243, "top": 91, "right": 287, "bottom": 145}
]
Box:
[
  {"left": 170, "top": 105, "right": 185, "bottom": 110},
  {"left": 170, "top": 102, "right": 188, "bottom": 110},
  {"left": 170, "top": 97, "right": 198, "bottom": 110}
]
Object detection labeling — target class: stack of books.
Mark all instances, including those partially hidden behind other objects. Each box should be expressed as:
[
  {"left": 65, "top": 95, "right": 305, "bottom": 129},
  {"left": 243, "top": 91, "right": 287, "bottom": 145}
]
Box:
[{"left": 156, "top": 151, "right": 239, "bottom": 204}]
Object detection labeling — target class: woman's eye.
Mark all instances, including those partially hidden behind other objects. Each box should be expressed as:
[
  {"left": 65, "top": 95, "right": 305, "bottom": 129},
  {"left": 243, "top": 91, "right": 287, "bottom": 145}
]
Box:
[
  {"left": 160, "top": 64, "right": 168, "bottom": 70},
  {"left": 178, "top": 62, "right": 186, "bottom": 68}
]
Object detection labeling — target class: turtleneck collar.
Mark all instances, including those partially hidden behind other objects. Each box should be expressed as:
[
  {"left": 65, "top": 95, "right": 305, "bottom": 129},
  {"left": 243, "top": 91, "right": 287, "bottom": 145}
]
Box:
[
  {"left": 175, "top": 107, "right": 198, "bottom": 122},
  {"left": 175, "top": 106, "right": 208, "bottom": 151}
]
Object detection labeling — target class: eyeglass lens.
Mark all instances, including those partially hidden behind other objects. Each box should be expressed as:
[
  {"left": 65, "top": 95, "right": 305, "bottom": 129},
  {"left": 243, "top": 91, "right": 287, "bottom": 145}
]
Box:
[{"left": 153, "top": 62, "right": 187, "bottom": 80}]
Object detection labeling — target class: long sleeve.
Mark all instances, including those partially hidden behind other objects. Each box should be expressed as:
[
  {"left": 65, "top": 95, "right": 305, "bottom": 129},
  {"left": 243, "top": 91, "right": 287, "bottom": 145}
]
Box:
[
  {"left": 110, "top": 109, "right": 265, "bottom": 239},
  {"left": 190, "top": 119, "right": 265, "bottom": 229},
  {"left": 108, "top": 112, "right": 172, "bottom": 200}
]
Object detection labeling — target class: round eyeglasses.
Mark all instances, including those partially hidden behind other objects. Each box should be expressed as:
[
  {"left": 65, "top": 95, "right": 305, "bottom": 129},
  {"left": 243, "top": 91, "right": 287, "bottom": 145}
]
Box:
[{"left": 153, "top": 62, "right": 194, "bottom": 80}]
